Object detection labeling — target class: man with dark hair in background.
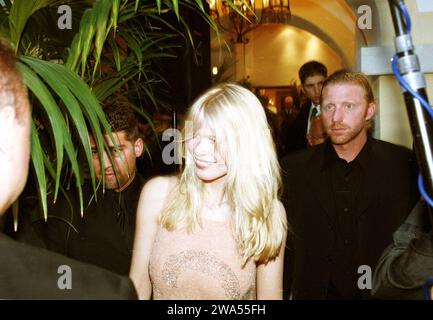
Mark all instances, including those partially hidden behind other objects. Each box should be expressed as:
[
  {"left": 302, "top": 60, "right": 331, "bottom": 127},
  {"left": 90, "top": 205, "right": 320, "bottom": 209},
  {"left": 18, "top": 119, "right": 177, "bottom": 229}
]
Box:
[
  {"left": 0, "top": 39, "right": 137, "bottom": 298},
  {"left": 282, "top": 61, "right": 328, "bottom": 156},
  {"left": 17, "top": 97, "right": 146, "bottom": 275}
]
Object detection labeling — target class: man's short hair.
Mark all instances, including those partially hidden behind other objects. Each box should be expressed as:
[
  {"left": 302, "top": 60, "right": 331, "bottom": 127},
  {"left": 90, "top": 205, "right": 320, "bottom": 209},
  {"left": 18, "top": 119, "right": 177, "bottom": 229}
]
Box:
[
  {"left": 298, "top": 61, "right": 328, "bottom": 85},
  {"left": 0, "top": 39, "right": 30, "bottom": 123},
  {"left": 321, "top": 70, "right": 375, "bottom": 104},
  {"left": 102, "top": 102, "right": 140, "bottom": 142}
]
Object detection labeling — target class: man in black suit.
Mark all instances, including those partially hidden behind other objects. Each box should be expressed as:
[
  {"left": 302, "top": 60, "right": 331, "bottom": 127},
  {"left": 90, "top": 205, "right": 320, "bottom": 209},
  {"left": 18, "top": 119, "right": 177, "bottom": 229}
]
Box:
[
  {"left": 282, "top": 70, "right": 419, "bottom": 299},
  {"left": 282, "top": 61, "right": 327, "bottom": 156},
  {"left": 0, "top": 39, "right": 137, "bottom": 299}
]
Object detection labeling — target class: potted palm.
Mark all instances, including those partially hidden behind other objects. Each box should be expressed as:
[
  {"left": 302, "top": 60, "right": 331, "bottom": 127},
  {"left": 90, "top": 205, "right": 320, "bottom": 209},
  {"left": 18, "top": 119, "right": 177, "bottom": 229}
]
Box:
[{"left": 0, "top": 0, "right": 235, "bottom": 228}]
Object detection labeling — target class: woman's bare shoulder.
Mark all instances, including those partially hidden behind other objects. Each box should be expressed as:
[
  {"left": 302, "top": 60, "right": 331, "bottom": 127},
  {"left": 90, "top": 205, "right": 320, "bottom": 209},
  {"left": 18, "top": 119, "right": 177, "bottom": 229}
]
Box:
[
  {"left": 139, "top": 175, "right": 178, "bottom": 203},
  {"left": 143, "top": 175, "right": 177, "bottom": 191}
]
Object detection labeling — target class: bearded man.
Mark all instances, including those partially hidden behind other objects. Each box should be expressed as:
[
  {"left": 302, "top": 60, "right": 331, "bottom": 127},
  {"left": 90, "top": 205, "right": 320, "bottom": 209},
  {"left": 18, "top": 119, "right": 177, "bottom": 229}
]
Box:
[{"left": 281, "top": 70, "right": 419, "bottom": 299}]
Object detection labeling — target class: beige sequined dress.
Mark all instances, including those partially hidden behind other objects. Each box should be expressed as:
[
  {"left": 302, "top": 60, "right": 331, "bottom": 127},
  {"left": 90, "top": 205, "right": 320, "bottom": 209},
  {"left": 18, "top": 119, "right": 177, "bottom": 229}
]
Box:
[{"left": 149, "top": 216, "right": 256, "bottom": 300}]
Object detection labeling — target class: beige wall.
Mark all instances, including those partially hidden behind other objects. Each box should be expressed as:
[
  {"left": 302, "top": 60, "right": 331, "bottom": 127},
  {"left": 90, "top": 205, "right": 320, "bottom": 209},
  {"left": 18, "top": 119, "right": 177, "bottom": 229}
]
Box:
[
  {"left": 244, "top": 25, "right": 343, "bottom": 86},
  {"left": 372, "top": 0, "right": 433, "bottom": 148},
  {"left": 290, "top": 0, "right": 356, "bottom": 66},
  {"left": 373, "top": 74, "right": 433, "bottom": 149}
]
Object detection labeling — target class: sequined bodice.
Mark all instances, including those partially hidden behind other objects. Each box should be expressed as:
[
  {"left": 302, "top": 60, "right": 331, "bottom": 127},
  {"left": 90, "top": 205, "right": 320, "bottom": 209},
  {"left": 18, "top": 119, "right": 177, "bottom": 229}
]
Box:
[{"left": 149, "top": 217, "right": 256, "bottom": 300}]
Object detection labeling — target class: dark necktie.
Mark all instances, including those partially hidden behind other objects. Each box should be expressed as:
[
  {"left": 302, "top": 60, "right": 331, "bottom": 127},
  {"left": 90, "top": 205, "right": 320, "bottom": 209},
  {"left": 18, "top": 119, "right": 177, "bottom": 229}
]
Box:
[
  {"left": 307, "top": 106, "right": 326, "bottom": 146},
  {"left": 311, "top": 106, "right": 319, "bottom": 119}
]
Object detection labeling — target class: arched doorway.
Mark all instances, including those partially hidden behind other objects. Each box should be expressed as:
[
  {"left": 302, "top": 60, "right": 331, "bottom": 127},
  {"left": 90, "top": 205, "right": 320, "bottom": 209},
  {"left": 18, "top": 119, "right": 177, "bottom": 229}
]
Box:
[{"left": 210, "top": 0, "right": 376, "bottom": 85}]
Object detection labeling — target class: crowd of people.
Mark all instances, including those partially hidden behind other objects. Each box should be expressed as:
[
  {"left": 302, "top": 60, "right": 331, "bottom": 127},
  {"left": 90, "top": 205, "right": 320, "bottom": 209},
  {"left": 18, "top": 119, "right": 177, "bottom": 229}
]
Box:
[{"left": 0, "top": 38, "right": 431, "bottom": 300}]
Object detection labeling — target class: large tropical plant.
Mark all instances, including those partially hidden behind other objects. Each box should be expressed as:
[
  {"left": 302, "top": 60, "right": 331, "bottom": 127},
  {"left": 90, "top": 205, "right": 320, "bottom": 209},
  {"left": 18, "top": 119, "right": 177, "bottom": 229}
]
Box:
[
  {"left": 0, "top": 0, "right": 212, "bottom": 225},
  {"left": 1, "top": 0, "right": 109, "bottom": 224},
  {"left": 0, "top": 0, "right": 240, "bottom": 227}
]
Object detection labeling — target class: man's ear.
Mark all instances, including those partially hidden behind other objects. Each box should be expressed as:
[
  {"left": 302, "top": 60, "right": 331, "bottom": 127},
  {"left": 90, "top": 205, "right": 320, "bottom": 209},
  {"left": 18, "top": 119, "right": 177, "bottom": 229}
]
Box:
[
  {"left": 301, "top": 85, "right": 306, "bottom": 94},
  {"left": 365, "top": 101, "right": 376, "bottom": 121},
  {"left": 134, "top": 138, "right": 144, "bottom": 158},
  {"left": 0, "top": 106, "right": 16, "bottom": 159}
]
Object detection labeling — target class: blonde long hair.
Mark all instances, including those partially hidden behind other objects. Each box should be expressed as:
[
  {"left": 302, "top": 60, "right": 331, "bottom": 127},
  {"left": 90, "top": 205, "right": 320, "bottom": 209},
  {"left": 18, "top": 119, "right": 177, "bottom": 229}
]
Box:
[{"left": 159, "top": 83, "right": 286, "bottom": 264}]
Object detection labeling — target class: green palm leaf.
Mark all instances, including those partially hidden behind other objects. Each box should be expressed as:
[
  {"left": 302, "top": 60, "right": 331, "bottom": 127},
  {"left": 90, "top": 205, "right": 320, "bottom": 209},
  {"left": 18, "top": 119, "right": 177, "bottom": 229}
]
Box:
[
  {"left": 30, "top": 122, "right": 48, "bottom": 221},
  {"left": 18, "top": 61, "right": 84, "bottom": 218},
  {"left": 92, "top": 0, "right": 112, "bottom": 79},
  {"left": 120, "top": 31, "right": 143, "bottom": 72},
  {"left": 20, "top": 56, "right": 97, "bottom": 201},
  {"left": 18, "top": 62, "right": 65, "bottom": 209},
  {"left": 108, "top": 37, "right": 121, "bottom": 72},
  {"left": 9, "top": 0, "right": 59, "bottom": 51},
  {"left": 111, "top": 0, "right": 120, "bottom": 32},
  {"left": 170, "top": 0, "right": 180, "bottom": 20}
]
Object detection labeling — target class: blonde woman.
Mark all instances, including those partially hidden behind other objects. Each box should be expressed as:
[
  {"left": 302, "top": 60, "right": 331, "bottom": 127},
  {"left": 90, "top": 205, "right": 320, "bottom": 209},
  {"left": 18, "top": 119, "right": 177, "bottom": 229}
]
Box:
[{"left": 130, "top": 83, "right": 287, "bottom": 299}]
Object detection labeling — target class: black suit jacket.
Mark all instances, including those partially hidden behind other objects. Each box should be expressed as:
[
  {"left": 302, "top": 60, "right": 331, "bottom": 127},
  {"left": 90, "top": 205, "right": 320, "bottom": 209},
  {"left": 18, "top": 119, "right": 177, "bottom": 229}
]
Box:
[
  {"left": 281, "top": 138, "right": 419, "bottom": 299},
  {"left": 282, "top": 101, "right": 312, "bottom": 156},
  {"left": 0, "top": 232, "right": 137, "bottom": 299}
]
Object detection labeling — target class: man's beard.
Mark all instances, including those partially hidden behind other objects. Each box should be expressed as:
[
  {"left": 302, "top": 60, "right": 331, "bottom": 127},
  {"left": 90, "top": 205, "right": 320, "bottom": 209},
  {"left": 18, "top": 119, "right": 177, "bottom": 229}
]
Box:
[{"left": 327, "top": 124, "right": 365, "bottom": 146}]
